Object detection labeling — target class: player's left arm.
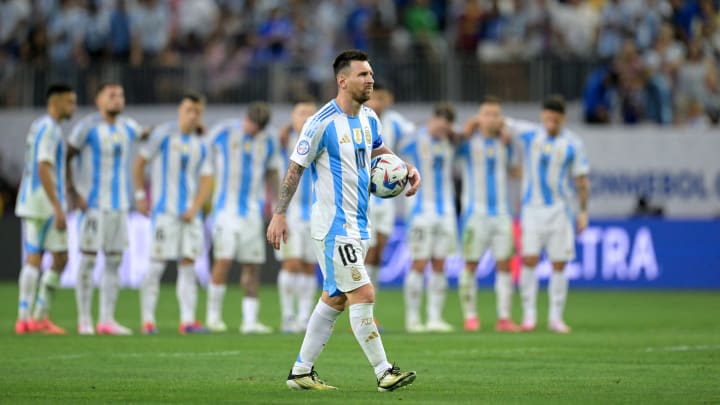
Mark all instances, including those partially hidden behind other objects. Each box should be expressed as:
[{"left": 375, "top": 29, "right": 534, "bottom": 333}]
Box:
[
  {"left": 183, "top": 174, "right": 213, "bottom": 222},
  {"left": 572, "top": 136, "right": 591, "bottom": 233}
]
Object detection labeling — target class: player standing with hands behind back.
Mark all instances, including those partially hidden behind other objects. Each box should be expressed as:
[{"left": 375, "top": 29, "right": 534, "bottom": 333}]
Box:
[{"left": 267, "top": 50, "right": 420, "bottom": 392}]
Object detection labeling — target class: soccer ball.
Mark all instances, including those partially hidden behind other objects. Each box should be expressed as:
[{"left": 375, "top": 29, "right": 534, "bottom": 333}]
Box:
[{"left": 370, "top": 154, "right": 408, "bottom": 198}]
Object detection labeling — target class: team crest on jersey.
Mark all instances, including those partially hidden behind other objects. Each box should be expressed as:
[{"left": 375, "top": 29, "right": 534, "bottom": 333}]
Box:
[
  {"left": 350, "top": 266, "right": 362, "bottom": 281},
  {"left": 243, "top": 140, "right": 252, "bottom": 152},
  {"left": 486, "top": 146, "right": 495, "bottom": 157},
  {"left": 543, "top": 144, "right": 553, "bottom": 153},
  {"left": 112, "top": 133, "right": 122, "bottom": 144},
  {"left": 296, "top": 140, "right": 310, "bottom": 155},
  {"left": 363, "top": 127, "right": 371, "bottom": 144},
  {"left": 353, "top": 128, "right": 363, "bottom": 144}
]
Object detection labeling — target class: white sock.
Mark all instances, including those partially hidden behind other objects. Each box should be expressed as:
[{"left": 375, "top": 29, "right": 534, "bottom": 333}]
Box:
[
  {"left": 206, "top": 282, "right": 226, "bottom": 325},
  {"left": 366, "top": 264, "right": 379, "bottom": 286},
  {"left": 99, "top": 255, "right": 122, "bottom": 324},
  {"left": 403, "top": 270, "right": 423, "bottom": 325},
  {"left": 75, "top": 255, "right": 96, "bottom": 326},
  {"left": 296, "top": 273, "right": 317, "bottom": 329},
  {"left": 520, "top": 265, "right": 538, "bottom": 325},
  {"left": 18, "top": 264, "right": 40, "bottom": 320},
  {"left": 349, "top": 303, "right": 392, "bottom": 379},
  {"left": 495, "top": 271, "right": 513, "bottom": 320},
  {"left": 427, "top": 271, "right": 447, "bottom": 323},
  {"left": 33, "top": 269, "right": 60, "bottom": 320},
  {"left": 292, "top": 300, "right": 342, "bottom": 375},
  {"left": 277, "top": 270, "right": 295, "bottom": 328},
  {"left": 141, "top": 260, "right": 165, "bottom": 324},
  {"left": 242, "top": 296, "right": 259, "bottom": 327},
  {"left": 176, "top": 263, "right": 197, "bottom": 324},
  {"left": 459, "top": 269, "right": 477, "bottom": 320},
  {"left": 548, "top": 271, "right": 568, "bottom": 323}
]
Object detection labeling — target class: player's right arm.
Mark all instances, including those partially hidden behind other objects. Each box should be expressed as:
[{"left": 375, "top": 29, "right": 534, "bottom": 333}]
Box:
[
  {"left": 65, "top": 116, "right": 92, "bottom": 211},
  {"left": 37, "top": 130, "right": 65, "bottom": 230},
  {"left": 133, "top": 125, "right": 165, "bottom": 216}
]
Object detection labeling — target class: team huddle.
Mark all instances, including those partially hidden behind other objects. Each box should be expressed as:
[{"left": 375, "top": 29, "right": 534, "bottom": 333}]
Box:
[{"left": 13, "top": 50, "right": 589, "bottom": 392}]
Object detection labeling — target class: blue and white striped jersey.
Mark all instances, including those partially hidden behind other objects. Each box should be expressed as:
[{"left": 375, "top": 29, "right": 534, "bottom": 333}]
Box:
[
  {"left": 16, "top": 115, "right": 66, "bottom": 219},
  {"left": 290, "top": 100, "right": 384, "bottom": 240},
  {"left": 68, "top": 113, "right": 141, "bottom": 211},
  {"left": 281, "top": 128, "right": 312, "bottom": 222},
  {"left": 208, "top": 119, "right": 280, "bottom": 220},
  {"left": 510, "top": 120, "right": 590, "bottom": 209},
  {"left": 139, "top": 122, "right": 212, "bottom": 217},
  {"left": 456, "top": 133, "right": 515, "bottom": 219},
  {"left": 401, "top": 127, "right": 455, "bottom": 220}
]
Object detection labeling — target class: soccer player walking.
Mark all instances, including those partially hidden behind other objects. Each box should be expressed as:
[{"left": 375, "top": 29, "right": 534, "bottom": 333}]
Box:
[
  {"left": 204, "top": 102, "right": 279, "bottom": 334},
  {"left": 275, "top": 99, "right": 319, "bottom": 334},
  {"left": 15, "top": 84, "right": 76, "bottom": 335},
  {"left": 457, "top": 97, "right": 522, "bottom": 332},
  {"left": 267, "top": 50, "right": 420, "bottom": 392},
  {"left": 400, "top": 103, "right": 457, "bottom": 333},
  {"left": 67, "top": 83, "right": 144, "bottom": 335},
  {"left": 133, "top": 93, "right": 213, "bottom": 334},
  {"left": 508, "top": 95, "right": 590, "bottom": 333}
]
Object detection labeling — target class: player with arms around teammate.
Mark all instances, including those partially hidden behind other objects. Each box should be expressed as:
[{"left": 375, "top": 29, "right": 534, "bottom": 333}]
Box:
[
  {"left": 15, "top": 84, "right": 76, "bottom": 335},
  {"left": 363, "top": 84, "right": 415, "bottom": 285},
  {"left": 400, "top": 102, "right": 457, "bottom": 333},
  {"left": 133, "top": 93, "right": 213, "bottom": 334},
  {"left": 67, "top": 83, "right": 145, "bottom": 335},
  {"left": 457, "top": 97, "right": 522, "bottom": 332},
  {"left": 275, "top": 99, "right": 319, "bottom": 333},
  {"left": 509, "top": 95, "right": 590, "bottom": 333},
  {"left": 267, "top": 50, "right": 420, "bottom": 392},
  {"left": 204, "top": 102, "right": 279, "bottom": 334}
]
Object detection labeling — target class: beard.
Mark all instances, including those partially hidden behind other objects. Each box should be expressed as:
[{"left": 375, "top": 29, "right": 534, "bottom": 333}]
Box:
[
  {"left": 106, "top": 107, "right": 123, "bottom": 117},
  {"left": 353, "top": 87, "right": 372, "bottom": 104}
]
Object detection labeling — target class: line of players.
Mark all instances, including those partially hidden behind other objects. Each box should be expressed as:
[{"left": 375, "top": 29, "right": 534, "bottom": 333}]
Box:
[{"left": 14, "top": 82, "right": 589, "bottom": 336}]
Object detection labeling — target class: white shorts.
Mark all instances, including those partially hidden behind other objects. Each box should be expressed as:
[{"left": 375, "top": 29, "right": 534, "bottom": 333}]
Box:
[
  {"left": 521, "top": 205, "right": 575, "bottom": 262},
  {"left": 461, "top": 214, "right": 513, "bottom": 262},
  {"left": 312, "top": 235, "right": 370, "bottom": 297},
  {"left": 22, "top": 217, "right": 67, "bottom": 253},
  {"left": 275, "top": 219, "right": 315, "bottom": 263},
  {"left": 407, "top": 213, "right": 457, "bottom": 260},
  {"left": 369, "top": 198, "right": 396, "bottom": 247},
  {"left": 151, "top": 214, "right": 204, "bottom": 261},
  {"left": 77, "top": 209, "right": 128, "bottom": 253},
  {"left": 212, "top": 215, "right": 265, "bottom": 264}
]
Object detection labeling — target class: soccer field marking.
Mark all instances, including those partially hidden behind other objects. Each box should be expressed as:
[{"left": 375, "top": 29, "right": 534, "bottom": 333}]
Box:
[
  {"left": 46, "top": 350, "right": 246, "bottom": 360},
  {"left": 644, "top": 345, "right": 720, "bottom": 353},
  {"left": 419, "top": 347, "right": 547, "bottom": 356}
]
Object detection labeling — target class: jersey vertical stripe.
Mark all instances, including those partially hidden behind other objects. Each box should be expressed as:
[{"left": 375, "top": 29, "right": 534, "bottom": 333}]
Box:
[{"left": 457, "top": 134, "right": 513, "bottom": 218}]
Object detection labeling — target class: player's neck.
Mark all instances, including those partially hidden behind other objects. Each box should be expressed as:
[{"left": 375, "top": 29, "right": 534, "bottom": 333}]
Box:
[
  {"left": 335, "top": 95, "right": 362, "bottom": 117},
  {"left": 100, "top": 111, "right": 118, "bottom": 124},
  {"left": 46, "top": 107, "right": 61, "bottom": 122}
]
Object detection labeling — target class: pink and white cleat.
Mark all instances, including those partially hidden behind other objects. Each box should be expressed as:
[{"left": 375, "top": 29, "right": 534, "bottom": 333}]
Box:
[
  {"left": 548, "top": 320, "right": 572, "bottom": 334},
  {"left": 96, "top": 322, "right": 133, "bottom": 335},
  {"left": 30, "top": 318, "right": 67, "bottom": 335},
  {"left": 464, "top": 316, "right": 480, "bottom": 332},
  {"left": 495, "top": 319, "right": 521, "bottom": 333},
  {"left": 15, "top": 319, "right": 31, "bottom": 335},
  {"left": 520, "top": 321, "right": 536, "bottom": 332},
  {"left": 78, "top": 323, "right": 95, "bottom": 335},
  {"left": 142, "top": 322, "right": 158, "bottom": 335},
  {"left": 179, "top": 321, "right": 209, "bottom": 335}
]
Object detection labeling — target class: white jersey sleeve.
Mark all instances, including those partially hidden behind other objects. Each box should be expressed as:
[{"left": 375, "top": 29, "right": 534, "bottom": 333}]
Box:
[
  {"left": 140, "top": 124, "right": 170, "bottom": 160},
  {"left": 571, "top": 136, "right": 590, "bottom": 177},
  {"left": 67, "top": 114, "right": 96, "bottom": 150},
  {"left": 290, "top": 114, "right": 327, "bottom": 168}
]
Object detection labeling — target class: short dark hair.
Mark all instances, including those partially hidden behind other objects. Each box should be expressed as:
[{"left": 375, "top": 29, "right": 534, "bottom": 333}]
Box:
[
  {"left": 181, "top": 91, "right": 206, "bottom": 105},
  {"left": 46, "top": 83, "right": 74, "bottom": 100},
  {"left": 433, "top": 102, "right": 456, "bottom": 123},
  {"left": 542, "top": 94, "right": 566, "bottom": 114},
  {"left": 247, "top": 101, "right": 271, "bottom": 131},
  {"left": 96, "top": 82, "right": 122, "bottom": 97},
  {"left": 333, "top": 49, "right": 370, "bottom": 76},
  {"left": 481, "top": 95, "right": 502, "bottom": 105}
]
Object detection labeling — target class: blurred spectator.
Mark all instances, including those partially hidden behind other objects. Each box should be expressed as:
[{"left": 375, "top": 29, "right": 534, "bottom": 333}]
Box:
[
  {"left": 1, "top": 0, "right": 31, "bottom": 59},
  {"left": 675, "top": 40, "right": 720, "bottom": 125},
  {"left": 454, "top": 0, "right": 482, "bottom": 56},
  {"left": 256, "top": 7, "right": 293, "bottom": 63},
  {"left": 83, "top": 0, "right": 111, "bottom": 63},
  {"left": 614, "top": 39, "right": 648, "bottom": 124},
  {"left": 644, "top": 23, "right": 684, "bottom": 124},
  {"left": 346, "top": 0, "right": 373, "bottom": 51},
  {"left": 583, "top": 66, "right": 618, "bottom": 124},
  {"left": 553, "top": 0, "right": 599, "bottom": 58},
  {"left": 129, "top": 0, "right": 170, "bottom": 65},
  {"left": 109, "top": 0, "right": 132, "bottom": 62},
  {"left": 525, "top": 0, "right": 561, "bottom": 57},
  {"left": 48, "top": 0, "right": 88, "bottom": 64},
  {"left": 176, "top": 0, "right": 219, "bottom": 52},
  {"left": 404, "top": 0, "right": 441, "bottom": 58},
  {"left": 670, "top": 0, "right": 702, "bottom": 43},
  {"left": 596, "top": 0, "right": 632, "bottom": 60}
]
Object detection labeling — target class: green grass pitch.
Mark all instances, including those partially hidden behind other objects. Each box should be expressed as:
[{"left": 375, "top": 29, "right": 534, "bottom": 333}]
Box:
[{"left": 0, "top": 283, "right": 718, "bottom": 404}]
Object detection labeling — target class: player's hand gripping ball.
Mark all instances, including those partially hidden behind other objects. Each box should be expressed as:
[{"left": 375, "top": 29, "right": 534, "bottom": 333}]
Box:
[{"left": 370, "top": 154, "right": 408, "bottom": 198}]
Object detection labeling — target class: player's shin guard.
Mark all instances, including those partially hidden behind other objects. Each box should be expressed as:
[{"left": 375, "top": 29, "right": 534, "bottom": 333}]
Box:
[
  {"left": 458, "top": 269, "right": 477, "bottom": 320},
  {"left": 18, "top": 264, "right": 40, "bottom": 320},
  {"left": 176, "top": 264, "right": 197, "bottom": 324},
  {"left": 76, "top": 254, "right": 96, "bottom": 326},
  {"left": 548, "top": 271, "right": 568, "bottom": 323},
  {"left": 427, "top": 272, "right": 447, "bottom": 323},
  {"left": 33, "top": 269, "right": 60, "bottom": 320},
  {"left": 520, "top": 266, "right": 538, "bottom": 326},
  {"left": 495, "top": 271, "right": 513, "bottom": 320},
  {"left": 403, "top": 271, "right": 423, "bottom": 327},
  {"left": 349, "top": 303, "right": 392, "bottom": 379},
  {"left": 141, "top": 260, "right": 165, "bottom": 324},
  {"left": 292, "top": 299, "right": 341, "bottom": 376},
  {"left": 99, "top": 255, "right": 122, "bottom": 324}
]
